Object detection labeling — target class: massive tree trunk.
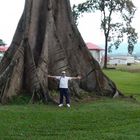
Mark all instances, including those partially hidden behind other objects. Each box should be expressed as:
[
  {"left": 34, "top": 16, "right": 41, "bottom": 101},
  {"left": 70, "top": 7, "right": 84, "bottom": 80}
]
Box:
[{"left": 0, "top": 0, "right": 121, "bottom": 104}]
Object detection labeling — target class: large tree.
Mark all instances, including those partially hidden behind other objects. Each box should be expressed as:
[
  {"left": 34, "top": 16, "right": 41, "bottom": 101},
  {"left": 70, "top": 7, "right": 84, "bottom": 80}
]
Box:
[
  {"left": 72, "top": 0, "right": 138, "bottom": 68},
  {"left": 0, "top": 0, "right": 121, "bottom": 104}
]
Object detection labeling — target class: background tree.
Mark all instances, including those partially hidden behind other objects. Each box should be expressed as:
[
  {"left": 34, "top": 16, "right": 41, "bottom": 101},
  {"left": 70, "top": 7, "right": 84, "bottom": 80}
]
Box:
[
  {"left": 72, "top": 0, "right": 138, "bottom": 68},
  {"left": 0, "top": 0, "right": 122, "bottom": 104}
]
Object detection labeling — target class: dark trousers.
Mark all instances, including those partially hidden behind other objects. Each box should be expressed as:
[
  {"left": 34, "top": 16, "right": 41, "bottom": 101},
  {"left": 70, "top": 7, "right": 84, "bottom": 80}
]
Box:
[{"left": 59, "top": 88, "right": 70, "bottom": 104}]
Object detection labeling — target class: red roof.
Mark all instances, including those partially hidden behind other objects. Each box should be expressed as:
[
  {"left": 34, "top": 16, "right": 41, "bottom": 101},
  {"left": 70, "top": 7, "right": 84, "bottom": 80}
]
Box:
[
  {"left": 0, "top": 46, "right": 8, "bottom": 52},
  {"left": 86, "top": 42, "right": 104, "bottom": 51}
]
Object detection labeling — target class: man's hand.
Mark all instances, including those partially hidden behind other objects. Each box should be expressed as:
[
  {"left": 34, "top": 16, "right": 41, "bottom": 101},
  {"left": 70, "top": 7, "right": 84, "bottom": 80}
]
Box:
[
  {"left": 77, "top": 76, "right": 81, "bottom": 79},
  {"left": 48, "top": 75, "right": 55, "bottom": 78}
]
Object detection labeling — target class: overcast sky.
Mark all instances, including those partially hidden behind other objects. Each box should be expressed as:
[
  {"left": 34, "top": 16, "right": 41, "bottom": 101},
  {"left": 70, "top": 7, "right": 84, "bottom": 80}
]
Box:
[
  {"left": 0, "top": 0, "right": 140, "bottom": 48},
  {"left": 71, "top": 0, "right": 140, "bottom": 45}
]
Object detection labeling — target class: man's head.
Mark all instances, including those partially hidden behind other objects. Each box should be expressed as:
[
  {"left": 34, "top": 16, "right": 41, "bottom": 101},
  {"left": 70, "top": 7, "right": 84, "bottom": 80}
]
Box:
[{"left": 61, "top": 71, "right": 66, "bottom": 77}]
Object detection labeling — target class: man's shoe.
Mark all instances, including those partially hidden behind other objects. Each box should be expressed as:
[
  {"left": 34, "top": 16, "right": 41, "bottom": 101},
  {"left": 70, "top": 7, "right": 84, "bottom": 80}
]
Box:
[
  {"left": 58, "top": 104, "right": 63, "bottom": 107},
  {"left": 67, "top": 104, "right": 70, "bottom": 107}
]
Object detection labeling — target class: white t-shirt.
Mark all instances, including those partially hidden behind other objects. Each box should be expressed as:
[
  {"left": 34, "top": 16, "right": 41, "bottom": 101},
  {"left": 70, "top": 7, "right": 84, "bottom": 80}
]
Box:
[{"left": 55, "top": 76, "right": 72, "bottom": 88}]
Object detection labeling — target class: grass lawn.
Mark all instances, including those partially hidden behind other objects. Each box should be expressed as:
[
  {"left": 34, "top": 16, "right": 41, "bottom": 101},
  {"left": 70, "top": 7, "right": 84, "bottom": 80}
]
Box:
[
  {"left": 0, "top": 99, "right": 140, "bottom": 140},
  {"left": 104, "top": 69, "right": 140, "bottom": 100},
  {"left": 0, "top": 67, "right": 139, "bottom": 139}
]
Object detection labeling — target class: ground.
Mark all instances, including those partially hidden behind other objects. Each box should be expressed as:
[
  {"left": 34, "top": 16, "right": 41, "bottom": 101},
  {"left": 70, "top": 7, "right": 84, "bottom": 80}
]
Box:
[
  {"left": 0, "top": 63, "right": 140, "bottom": 139},
  {"left": 0, "top": 99, "right": 140, "bottom": 140},
  {"left": 105, "top": 63, "right": 140, "bottom": 100}
]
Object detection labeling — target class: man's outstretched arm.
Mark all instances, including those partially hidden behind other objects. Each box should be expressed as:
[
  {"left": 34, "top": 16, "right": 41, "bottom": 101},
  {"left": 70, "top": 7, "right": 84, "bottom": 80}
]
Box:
[
  {"left": 71, "top": 76, "right": 81, "bottom": 80},
  {"left": 48, "top": 75, "right": 57, "bottom": 79}
]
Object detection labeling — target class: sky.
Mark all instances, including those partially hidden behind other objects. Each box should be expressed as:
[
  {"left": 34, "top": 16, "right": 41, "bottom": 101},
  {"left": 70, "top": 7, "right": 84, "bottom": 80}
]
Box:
[
  {"left": 0, "top": 0, "right": 25, "bottom": 45},
  {"left": 70, "top": 0, "right": 140, "bottom": 55},
  {"left": 0, "top": 0, "right": 140, "bottom": 54}
]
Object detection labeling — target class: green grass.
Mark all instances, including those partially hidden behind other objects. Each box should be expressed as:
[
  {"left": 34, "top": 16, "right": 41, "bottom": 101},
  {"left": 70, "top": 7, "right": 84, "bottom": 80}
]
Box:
[
  {"left": 0, "top": 67, "right": 139, "bottom": 139},
  {"left": 104, "top": 69, "right": 140, "bottom": 99},
  {"left": 0, "top": 99, "right": 140, "bottom": 140}
]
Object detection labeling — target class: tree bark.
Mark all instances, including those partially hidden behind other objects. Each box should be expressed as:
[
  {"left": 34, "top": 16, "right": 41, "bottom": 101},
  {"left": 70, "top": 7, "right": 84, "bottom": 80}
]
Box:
[
  {"left": 0, "top": 0, "right": 122, "bottom": 104},
  {"left": 104, "top": 35, "right": 108, "bottom": 69}
]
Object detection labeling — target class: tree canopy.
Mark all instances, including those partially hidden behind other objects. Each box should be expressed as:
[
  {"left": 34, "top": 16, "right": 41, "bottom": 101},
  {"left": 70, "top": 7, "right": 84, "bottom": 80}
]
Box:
[{"left": 72, "top": 0, "right": 138, "bottom": 68}]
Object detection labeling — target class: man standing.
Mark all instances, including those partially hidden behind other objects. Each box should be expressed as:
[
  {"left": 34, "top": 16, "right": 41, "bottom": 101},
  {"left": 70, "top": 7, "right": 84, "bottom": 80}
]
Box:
[{"left": 48, "top": 71, "right": 81, "bottom": 107}]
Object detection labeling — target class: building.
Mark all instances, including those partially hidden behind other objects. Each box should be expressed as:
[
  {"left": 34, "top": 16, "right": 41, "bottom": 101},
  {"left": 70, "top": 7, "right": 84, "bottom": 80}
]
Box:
[
  {"left": 86, "top": 42, "right": 104, "bottom": 66},
  {"left": 108, "top": 55, "right": 135, "bottom": 66},
  {"left": 0, "top": 46, "right": 8, "bottom": 61}
]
